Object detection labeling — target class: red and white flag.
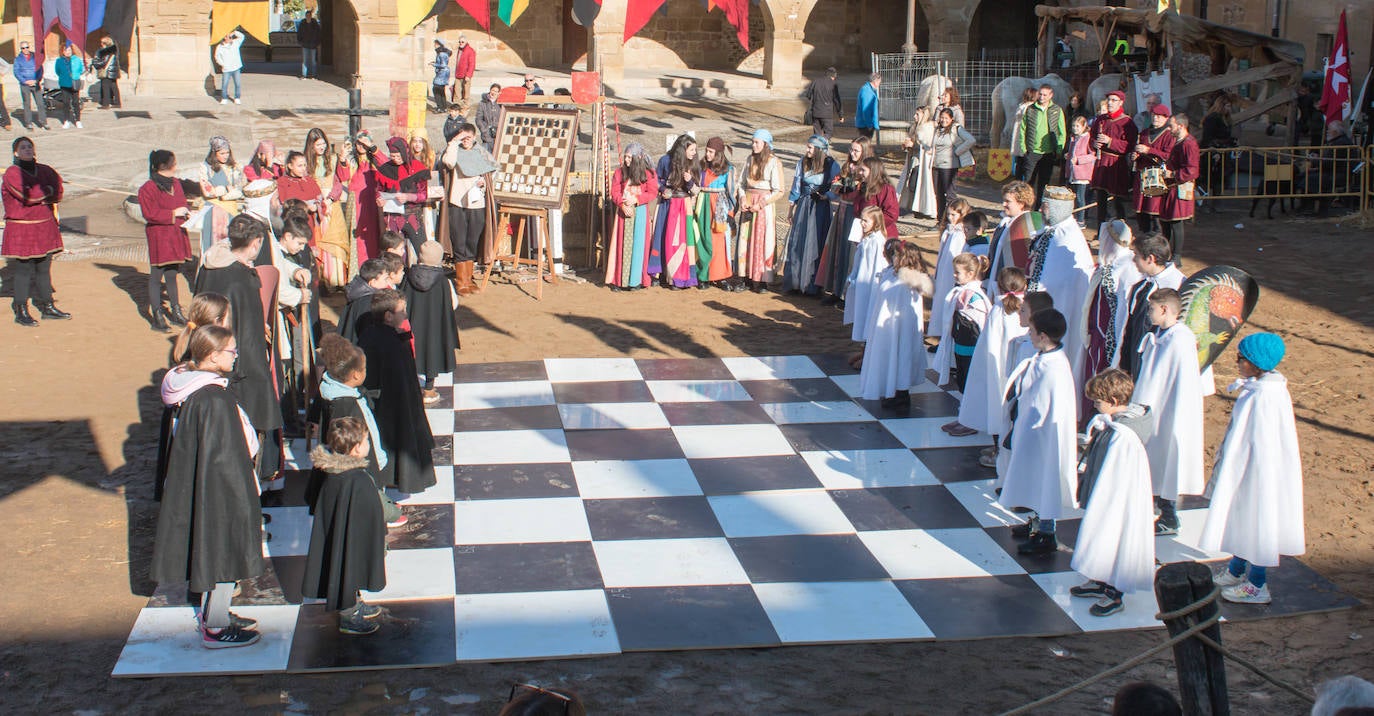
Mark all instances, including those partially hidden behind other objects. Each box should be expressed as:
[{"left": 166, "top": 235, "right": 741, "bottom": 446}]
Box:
[{"left": 1318, "top": 10, "right": 1351, "bottom": 124}]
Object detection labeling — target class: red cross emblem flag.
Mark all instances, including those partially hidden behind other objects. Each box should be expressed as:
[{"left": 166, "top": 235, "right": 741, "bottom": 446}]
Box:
[
  {"left": 987, "top": 149, "right": 1012, "bottom": 181},
  {"left": 1318, "top": 10, "right": 1350, "bottom": 125}
]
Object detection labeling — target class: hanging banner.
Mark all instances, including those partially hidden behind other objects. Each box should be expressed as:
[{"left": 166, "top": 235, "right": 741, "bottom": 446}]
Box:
[
  {"left": 498, "top": 0, "right": 529, "bottom": 27},
  {"left": 31, "top": 0, "right": 89, "bottom": 63},
  {"left": 210, "top": 0, "right": 271, "bottom": 45},
  {"left": 710, "top": 0, "right": 749, "bottom": 51},
  {"left": 571, "top": 0, "right": 601, "bottom": 26},
  {"left": 389, "top": 80, "right": 429, "bottom": 140},
  {"left": 397, "top": 0, "right": 447, "bottom": 36},
  {"left": 624, "top": 0, "right": 666, "bottom": 43},
  {"left": 454, "top": 0, "right": 490, "bottom": 30}
]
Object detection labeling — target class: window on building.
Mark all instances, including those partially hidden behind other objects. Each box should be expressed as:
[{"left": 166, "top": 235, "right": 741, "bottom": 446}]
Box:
[{"left": 1316, "top": 33, "right": 1333, "bottom": 67}]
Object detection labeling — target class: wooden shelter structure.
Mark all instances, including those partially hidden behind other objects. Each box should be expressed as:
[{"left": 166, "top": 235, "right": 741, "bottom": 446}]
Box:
[{"left": 1035, "top": 6, "right": 1307, "bottom": 139}]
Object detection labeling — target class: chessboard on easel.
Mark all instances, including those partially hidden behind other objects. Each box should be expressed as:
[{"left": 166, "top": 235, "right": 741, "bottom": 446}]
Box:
[{"left": 490, "top": 106, "right": 580, "bottom": 210}]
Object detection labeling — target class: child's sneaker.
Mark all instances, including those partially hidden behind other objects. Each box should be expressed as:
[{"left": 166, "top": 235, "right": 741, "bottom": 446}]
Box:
[
  {"left": 1213, "top": 569, "right": 1246, "bottom": 588},
  {"left": 355, "top": 602, "right": 384, "bottom": 620},
  {"left": 200, "top": 624, "right": 261, "bottom": 649},
  {"left": 980, "top": 446, "right": 998, "bottom": 458},
  {"left": 1089, "top": 593, "right": 1125, "bottom": 617},
  {"left": 228, "top": 612, "right": 258, "bottom": 630},
  {"left": 1070, "top": 580, "right": 1109, "bottom": 598},
  {"left": 1221, "top": 582, "right": 1271, "bottom": 605},
  {"left": 339, "top": 614, "right": 380, "bottom": 635},
  {"left": 978, "top": 453, "right": 999, "bottom": 468},
  {"left": 1153, "top": 518, "right": 1179, "bottom": 537},
  {"left": 387, "top": 513, "right": 409, "bottom": 529}
]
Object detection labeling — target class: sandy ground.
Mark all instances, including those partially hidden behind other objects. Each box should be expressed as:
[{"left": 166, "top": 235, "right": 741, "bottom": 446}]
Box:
[{"left": 2, "top": 170, "right": 1372, "bottom": 714}]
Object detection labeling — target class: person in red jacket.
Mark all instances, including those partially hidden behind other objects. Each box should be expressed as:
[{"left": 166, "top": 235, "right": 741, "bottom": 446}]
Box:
[
  {"left": 139, "top": 149, "right": 194, "bottom": 331},
  {"left": 3, "top": 136, "right": 69, "bottom": 326},
  {"left": 1159, "top": 113, "right": 1200, "bottom": 261},
  {"left": 1089, "top": 91, "right": 1139, "bottom": 230},
  {"left": 852, "top": 156, "right": 899, "bottom": 239},
  {"left": 452, "top": 35, "right": 477, "bottom": 104}
]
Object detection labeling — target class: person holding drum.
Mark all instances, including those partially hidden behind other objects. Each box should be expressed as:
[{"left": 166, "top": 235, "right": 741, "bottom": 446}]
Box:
[
  {"left": 1131, "top": 103, "right": 1176, "bottom": 236},
  {"left": 1158, "top": 113, "right": 1200, "bottom": 261}
]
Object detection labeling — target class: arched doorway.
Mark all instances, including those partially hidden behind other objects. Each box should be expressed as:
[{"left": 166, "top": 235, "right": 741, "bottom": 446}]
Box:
[
  {"left": 969, "top": 0, "right": 1043, "bottom": 59},
  {"left": 323, "top": 0, "right": 360, "bottom": 83},
  {"left": 802, "top": 0, "right": 914, "bottom": 71}
]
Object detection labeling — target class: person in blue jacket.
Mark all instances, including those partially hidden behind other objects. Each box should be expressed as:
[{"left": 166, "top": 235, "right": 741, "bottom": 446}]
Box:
[
  {"left": 856, "top": 73, "right": 882, "bottom": 140},
  {"left": 55, "top": 43, "right": 85, "bottom": 129},
  {"left": 14, "top": 41, "right": 47, "bottom": 131}
]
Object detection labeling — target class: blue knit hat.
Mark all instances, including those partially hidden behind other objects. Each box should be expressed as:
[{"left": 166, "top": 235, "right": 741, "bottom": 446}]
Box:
[
  {"left": 752, "top": 128, "right": 773, "bottom": 147},
  {"left": 1238, "top": 332, "right": 1285, "bottom": 371},
  {"left": 807, "top": 134, "right": 829, "bottom": 151}
]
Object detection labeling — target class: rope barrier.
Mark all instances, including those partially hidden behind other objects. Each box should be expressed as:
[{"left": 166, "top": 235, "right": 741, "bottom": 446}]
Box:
[{"left": 998, "top": 586, "right": 1314, "bottom": 715}]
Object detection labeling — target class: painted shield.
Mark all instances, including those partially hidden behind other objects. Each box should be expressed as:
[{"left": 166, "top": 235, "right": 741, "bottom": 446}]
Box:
[
  {"left": 1006, "top": 210, "right": 1045, "bottom": 268},
  {"left": 987, "top": 149, "right": 1013, "bottom": 181},
  {"left": 1180, "top": 265, "right": 1260, "bottom": 372}
]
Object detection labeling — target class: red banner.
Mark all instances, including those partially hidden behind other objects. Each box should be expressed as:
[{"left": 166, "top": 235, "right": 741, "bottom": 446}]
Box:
[
  {"left": 1318, "top": 10, "right": 1350, "bottom": 125},
  {"left": 624, "top": 0, "right": 666, "bottom": 43}
]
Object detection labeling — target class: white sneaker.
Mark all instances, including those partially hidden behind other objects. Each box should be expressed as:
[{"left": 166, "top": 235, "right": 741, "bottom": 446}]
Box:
[
  {"left": 1213, "top": 569, "right": 1246, "bottom": 588},
  {"left": 61, "top": 121, "right": 71, "bottom": 129},
  {"left": 220, "top": 98, "right": 229, "bottom": 104},
  {"left": 233, "top": 98, "right": 241, "bottom": 104},
  {"left": 1221, "top": 581, "right": 1271, "bottom": 604},
  {"left": 74, "top": 121, "right": 83, "bottom": 128}
]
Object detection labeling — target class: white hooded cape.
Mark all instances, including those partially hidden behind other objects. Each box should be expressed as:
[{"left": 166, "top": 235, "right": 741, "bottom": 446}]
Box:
[
  {"left": 1027, "top": 218, "right": 1095, "bottom": 394},
  {"left": 1071, "top": 416, "right": 1157, "bottom": 592},
  {"left": 928, "top": 224, "right": 967, "bottom": 334},
  {"left": 1199, "top": 372, "right": 1305, "bottom": 566},
  {"left": 996, "top": 346, "right": 1079, "bottom": 520},
  {"left": 957, "top": 305, "right": 1027, "bottom": 434},
  {"left": 857, "top": 267, "right": 932, "bottom": 400},
  {"left": 843, "top": 230, "right": 890, "bottom": 341},
  {"left": 1131, "top": 323, "right": 1205, "bottom": 500}
]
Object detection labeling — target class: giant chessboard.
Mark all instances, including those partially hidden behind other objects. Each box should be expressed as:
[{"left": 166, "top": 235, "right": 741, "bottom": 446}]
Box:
[{"left": 114, "top": 355, "right": 1357, "bottom": 677}]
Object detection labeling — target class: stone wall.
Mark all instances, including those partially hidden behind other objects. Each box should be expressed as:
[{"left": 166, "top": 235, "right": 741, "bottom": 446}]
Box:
[
  {"left": 801, "top": 0, "right": 914, "bottom": 70},
  {"left": 435, "top": 3, "right": 566, "bottom": 68}
]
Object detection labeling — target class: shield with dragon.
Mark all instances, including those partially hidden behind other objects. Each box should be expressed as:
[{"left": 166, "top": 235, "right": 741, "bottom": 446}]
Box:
[{"left": 1179, "top": 266, "right": 1260, "bottom": 372}]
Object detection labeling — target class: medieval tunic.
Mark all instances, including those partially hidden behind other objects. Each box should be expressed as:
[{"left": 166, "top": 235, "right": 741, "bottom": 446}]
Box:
[
  {"left": 311, "top": 157, "right": 352, "bottom": 286},
  {"left": 693, "top": 165, "right": 736, "bottom": 283},
  {"left": 1131, "top": 322, "right": 1205, "bottom": 501},
  {"left": 1160, "top": 134, "right": 1200, "bottom": 222},
  {"left": 815, "top": 173, "right": 860, "bottom": 297},
  {"left": 997, "top": 346, "right": 1079, "bottom": 520},
  {"left": 652, "top": 154, "right": 701, "bottom": 288},
  {"left": 1199, "top": 372, "right": 1305, "bottom": 567},
  {"left": 1078, "top": 251, "right": 1141, "bottom": 415},
  {"left": 1132, "top": 126, "right": 1175, "bottom": 216},
  {"left": 736, "top": 156, "right": 784, "bottom": 283},
  {"left": 403, "top": 264, "right": 460, "bottom": 382},
  {"left": 357, "top": 320, "right": 437, "bottom": 494},
  {"left": 605, "top": 167, "right": 658, "bottom": 288},
  {"left": 842, "top": 228, "right": 889, "bottom": 342},
  {"left": 138, "top": 178, "right": 193, "bottom": 267},
  {"left": 1089, "top": 112, "right": 1139, "bottom": 197},
  {"left": 897, "top": 119, "right": 938, "bottom": 218},
  {"left": 2, "top": 162, "right": 63, "bottom": 259},
  {"left": 302, "top": 446, "right": 387, "bottom": 611},
  {"left": 783, "top": 156, "right": 838, "bottom": 292},
  {"left": 1071, "top": 409, "right": 1157, "bottom": 593},
  {"left": 1116, "top": 264, "right": 1184, "bottom": 378},
  {"left": 928, "top": 224, "right": 967, "bottom": 335},
  {"left": 857, "top": 267, "right": 929, "bottom": 400},
  {"left": 1026, "top": 217, "right": 1095, "bottom": 395},
  {"left": 194, "top": 259, "right": 284, "bottom": 434},
  {"left": 152, "top": 379, "right": 265, "bottom": 593}
]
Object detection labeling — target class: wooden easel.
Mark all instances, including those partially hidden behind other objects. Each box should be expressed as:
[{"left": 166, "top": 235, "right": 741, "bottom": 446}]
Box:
[{"left": 479, "top": 205, "right": 559, "bottom": 300}]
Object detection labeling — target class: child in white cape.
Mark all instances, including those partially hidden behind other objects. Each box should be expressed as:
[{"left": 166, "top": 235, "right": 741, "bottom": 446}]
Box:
[
  {"left": 934, "top": 253, "right": 990, "bottom": 436},
  {"left": 858, "top": 240, "right": 933, "bottom": 409},
  {"left": 928, "top": 198, "right": 970, "bottom": 334},
  {"left": 987, "top": 290, "right": 1055, "bottom": 471},
  {"left": 843, "top": 205, "right": 891, "bottom": 369}
]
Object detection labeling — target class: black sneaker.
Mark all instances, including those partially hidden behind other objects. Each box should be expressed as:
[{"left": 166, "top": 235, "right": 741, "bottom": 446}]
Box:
[
  {"left": 1017, "top": 532, "right": 1059, "bottom": 555},
  {"left": 1070, "top": 580, "right": 1109, "bottom": 599},
  {"left": 228, "top": 612, "right": 258, "bottom": 630},
  {"left": 1010, "top": 521, "right": 1034, "bottom": 539},
  {"left": 1154, "top": 519, "right": 1180, "bottom": 536},
  {"left": 355, "top": 602, "right": 384, "bottom": 620},
  {"left": 200, "top": 624, "right": 261, "bottom": 649},
  {"left": 1089, "top": 591, "right": 1125, "bottom": 617},
  {"left": 340, "top": 614, "right": 380, "bottom": 635}
]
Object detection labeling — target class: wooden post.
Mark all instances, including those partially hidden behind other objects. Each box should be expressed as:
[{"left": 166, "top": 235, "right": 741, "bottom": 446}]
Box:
[{"left": 1154, "top": 562, "right": 1230, "bottom": 716}]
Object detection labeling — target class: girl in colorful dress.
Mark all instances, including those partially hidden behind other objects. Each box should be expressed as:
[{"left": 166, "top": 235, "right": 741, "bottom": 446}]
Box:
[
  {"left": 653, "top": 135, "right": 701, "bottom": 289},
  {"left": 735, "top": 129, "right": 785, "bottom": 293},
  {"left": 306, "top": 128, "right": 355, "bottom": 288},
  {"left": 605, "top": 143, "right": 658, "bottom": 291},
  {"left": 852, "top": 156, "right": 899, "bottom": 240},
  {"left": 782, "top": 135, "right": 838, "bottom": 294},
  {"left": 693, "top": 136, "right": 737, "bottom": 290}
]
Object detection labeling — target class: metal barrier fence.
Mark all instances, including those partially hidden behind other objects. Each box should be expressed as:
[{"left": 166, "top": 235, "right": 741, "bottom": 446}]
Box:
[
  {"left": 872, "top": 52, "right": 1036, "bottom": 144},
  {"left": 1197, "top": 144, "right": 1370, "bottom": 214}
]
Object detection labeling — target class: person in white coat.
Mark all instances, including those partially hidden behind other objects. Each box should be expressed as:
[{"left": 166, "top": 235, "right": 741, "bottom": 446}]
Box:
[
  {"left": 986, "top": 290, "right": 1054, "bottom": 471},
  {"left": 214, "top": 31, "right": 245, "bottom": 104},
  {"left": 857, "top": 241, "right": 933, "bottom": 409},
  {"left": 1130, "top": 287, "right": 1204, "bottom": 536},
  {"left": 844, "top": 206, "right": 893, "bottom": 366},
  {"left": 1026, "top": 186, "right": 1095, "bottom": 395},
  {"left": 927, "top": 199, "right": 970, "bottom": 330},
  {"left": 1070, "top": 369, "right": 1156, "bottom": 617},
  {"left": 998, "top": 308, "right": 1079, "bottom": 555},
  {"left": 1077, "top": 219, "right": 1141, "bottom": 419},
  {"left": 1201, "top": 333, "right": 1304, "bottom": 605}
]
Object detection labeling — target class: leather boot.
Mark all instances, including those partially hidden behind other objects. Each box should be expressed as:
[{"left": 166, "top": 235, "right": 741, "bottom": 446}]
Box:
[
  {"left": 166, "top": 303, "right": 188, "bottom": 327},
  {"left": 14, "top": 304, "right": 38, "bottom": 327},
  {"left": 150, "top": 306, "right": 169, "bottom": 331},
  {"left": 456, "top": 261, "right": 478, "bottom": 296},
  {"left": 38, "top": 302, "right": 71, "bottom": 319}
]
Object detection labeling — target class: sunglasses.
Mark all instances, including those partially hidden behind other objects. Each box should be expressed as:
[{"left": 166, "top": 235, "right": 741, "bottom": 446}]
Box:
[{"left": 508, "top": 683, "right": 571, "bottom": 714}]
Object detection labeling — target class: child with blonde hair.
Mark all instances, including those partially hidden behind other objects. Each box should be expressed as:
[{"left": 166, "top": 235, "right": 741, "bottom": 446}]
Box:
[
  {"left": 929, "top": 198, "right": 971, "bottom": 327},
  {"left": 858, "top": 241, "right": 933, "bottom": 411},
  {"left": 842, "top": 205, "right": 890, "bottom": 368}
]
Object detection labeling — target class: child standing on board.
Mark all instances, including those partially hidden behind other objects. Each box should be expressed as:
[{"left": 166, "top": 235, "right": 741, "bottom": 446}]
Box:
[
  {"left": 842, "top": 206, "right": 892, "bottom": 369},
  {"left": 933, "top": 253, "right": 990, "bottom": 400},
  {"left": 1200, "top": 333, "right": 1305, "bottom": 605},
  {"left": 988, "top": 291, "right": 1055, "bottom": 471},
  {"left": 929, "top": 198, "right": 971, "bottom": 332},
  {"left": 955, "top": 268, "right": 1027, "bottom": 456},
  {"left": 1070, "top": 369, "right": 1156, "bottom": 617},
  {"left": 857, "top": 240, "right": 932, "bottom": 411}
]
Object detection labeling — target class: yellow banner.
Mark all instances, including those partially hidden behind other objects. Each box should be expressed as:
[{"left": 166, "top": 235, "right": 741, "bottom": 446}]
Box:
[
  {"left": 211, "top": 1, "right": 272, "bottom": 45},
  {"left": 397, "top": 0, "right": 433, "bottom": 36}
]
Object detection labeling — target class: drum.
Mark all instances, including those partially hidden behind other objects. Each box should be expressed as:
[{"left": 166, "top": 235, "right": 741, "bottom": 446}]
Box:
[{"left": 1141, "top": 166, "right": 1168, "bottom": 197}]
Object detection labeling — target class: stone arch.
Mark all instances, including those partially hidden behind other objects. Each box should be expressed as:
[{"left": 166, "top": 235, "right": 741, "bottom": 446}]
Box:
[
  {"left": 800, "top": 0, "right": 914, "bottom": 70},
  {"left": 323, "top": 0, "right": 361, "bottom": 81},
  {"left": 969, "top": 0, "right": 1050, "bottom": 57}
]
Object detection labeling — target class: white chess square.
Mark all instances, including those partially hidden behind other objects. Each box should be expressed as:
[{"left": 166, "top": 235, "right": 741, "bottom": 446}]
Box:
[
  {"left": 708, "top": 491, "right": 854, "bottom": 537},
  {"left": 800, "top": 449, "right": 941, "bottom": 489},
  {"left": 426, "top": 407, "right": 454, "bottom": 436},
  {"left": 760, "top": 401, "right": 875, "bottom": 424},
  {"left": 397, "top": 465, "right": 455, "bottom": 505},
  {"left": 558, "top": 402, "right": 669, "bottom": 430},
  {"left": 858, "top": 528, "right": 1026, "bottom": 579},
  {"left": 943, "top": 479, "right": 1043, "bottom": 528},
  {"left": 454, "top": 381, "right": 556, "bottom": 411},
  {"left": 880, "top": 418, "right": 994, "bottom": 449},
  {"left": 671, "top": 424, "right": 794, "bottom": 459},
  {"left": 645, "top": 379, "right": 751, "bottom": 403},
  {"left": 543, "top": 358, "right": 642, "bottom": 383},
  {"left": 593, "top": 537, "right": 750, "bottom": 588},
  {"left": 283, "top": 439, "right": 313, "bottom": 470},
  {"left": 261, "top": 506, "right": 312, "bottom": 558},
  {"left": 721, "top": 355, "right": 825, "bottom": 381},
  {"left": 454, "top": 497, "right": 591, "bottom": 544},
  {"left": 829, "top": 374, "right": 940, "bottom": 398},
  {"left": 1031, "top": 571, "right": 1164, "bottom": 632},
  {"left": 1155, "top": 508, "right": 1232, "bottom": 565},
  {"left": 754, "top": 581, "right": 934, "bottom": 644},
  {"left": 432, "top": 372, "right": 454, "bottom": 388},
  {"left": 453, "top": 429, "right": 570, "bottom": 464},
  {"left": 364, "top": 548, "right": 457, "bottom": 602},
  {"left": 572, "top": 459, "right": 703, "bottom": 499},
  {"left": 455, "top": 590, "right": 619, "bottom": 661},
  {"left": 112, "top": 605, "right": 299, "bottom": 677}
]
